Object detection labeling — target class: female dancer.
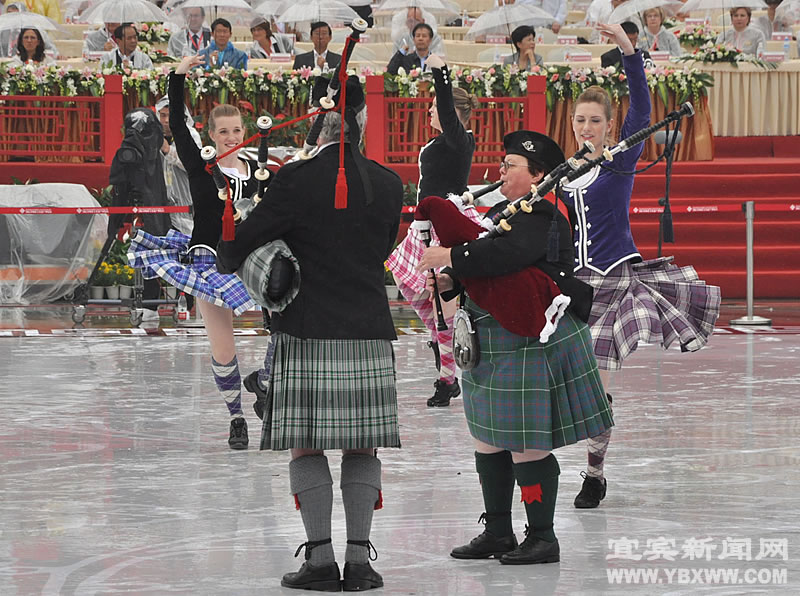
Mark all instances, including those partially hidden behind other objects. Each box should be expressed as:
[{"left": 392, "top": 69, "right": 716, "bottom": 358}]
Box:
[
  {"left": 564, "top": 24, "right": 720, "bottom": 508},
  {"left": 416, "top": 130, "right": 613, "bottom": 564},
  {"left": 385, "top": 53, "right": 480, "bottom": 407},
  {"left": 129, "top": 54, "right": 261, "bottom": 450}
]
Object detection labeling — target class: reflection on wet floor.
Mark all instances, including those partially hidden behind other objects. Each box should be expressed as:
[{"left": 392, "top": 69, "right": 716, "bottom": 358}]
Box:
[{"left": 0, "top": 304, "right": 799, "bottom": 595}]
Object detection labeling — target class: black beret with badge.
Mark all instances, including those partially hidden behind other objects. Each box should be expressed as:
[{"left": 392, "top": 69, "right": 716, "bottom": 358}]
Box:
[{"left": 503, "top": 130, "right": 565, "bottom": 175}]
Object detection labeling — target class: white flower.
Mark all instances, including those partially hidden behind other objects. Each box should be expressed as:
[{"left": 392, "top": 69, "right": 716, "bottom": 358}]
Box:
[{"left": 396, "top": 67, "right": 406, "bottom": 76}]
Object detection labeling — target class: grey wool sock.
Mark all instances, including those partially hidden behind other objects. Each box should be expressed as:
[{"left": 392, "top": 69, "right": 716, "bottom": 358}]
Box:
[
  {"left": 340, "top": 454, "right": 382, "bottom": 564},
  {"left": 289, "top": 455, "right": 335, "bottom": 567}
]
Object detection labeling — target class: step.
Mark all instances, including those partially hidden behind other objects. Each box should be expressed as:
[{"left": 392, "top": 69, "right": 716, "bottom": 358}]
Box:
[
  {"left": 630, "top": 220, "right": 800, "bottom": 245},
  {"left": 631, "top": 173, "right": 800, "bottom": 198},
  {"left": 636, "top": 245, "right": 800, "bottom": 270},
  {"left": 639, "top": 157, "right": 800, "bottom": 176},
  {"left": 689, "top": 270, "right": 800, "bottom": 299}
]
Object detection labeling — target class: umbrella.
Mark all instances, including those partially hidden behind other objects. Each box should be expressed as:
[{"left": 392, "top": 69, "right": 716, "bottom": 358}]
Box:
[
  {"left": 82, "top": 0, "right": 170, "bottom": 24},
  {"left": 466, "top": 4, "right": 555, "bottom": 40},
  {"left": 277, "top": 0, "right": 360, "bottom": 25},
  {"left": 0, "top": 11, "right": 62, "bottom": 32},
  {"left": 775, "top": 0, "right": 800, "bottom": 25},
  {"left": 679, "top": 0, "right": 767, "bottom": 12},
  {"left": 376, "top": 0, "right": 460, "bottom": 16},
  {"left": 253, "top": 0, "right": 292, "bottom": 17},
  {"left": 180, "top": 0, "right": 254, "bottom": 10},
  {"left": 609, "top": 0, "right": 683, "bottom": 24}
]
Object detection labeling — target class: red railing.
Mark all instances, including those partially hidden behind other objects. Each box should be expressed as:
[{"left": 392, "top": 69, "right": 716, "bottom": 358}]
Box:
[
  {"left": 0, "top": 75, "right": 123, "bottom": 164},
  {"left": 365, "top": 75, "right": 546, "bottom": 165}
]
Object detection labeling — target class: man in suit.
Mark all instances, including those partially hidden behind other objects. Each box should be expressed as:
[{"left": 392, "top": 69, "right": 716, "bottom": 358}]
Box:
[
  {"left": 601, "top": 21, "right": 651, "bottom": 68},
  {"left": 166, "top": 6, "right": 211, "bottom": 58},
  {"left": 217, "top": 75, "right": 403, "bottom": 592},
  {"left": 387, "top": 22, "right": 435, "bottom": 74},
  {"left": 292, "top": 21, "right": 341, "bottom": 71}
]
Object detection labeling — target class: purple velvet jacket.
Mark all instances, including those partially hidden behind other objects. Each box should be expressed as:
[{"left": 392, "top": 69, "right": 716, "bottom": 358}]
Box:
[{"left": 562, "top": 50, "right": 651, "bottom": 275}]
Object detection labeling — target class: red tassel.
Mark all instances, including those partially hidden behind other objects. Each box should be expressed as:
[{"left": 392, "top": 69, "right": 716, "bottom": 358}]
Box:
[
  {"left": 374, "top": 490, "right": 383, "bottom": 510},
  {"left": 334, "top": 167, "right": 348, "bottom": 209},
  {"left": 222, "top": 198, "right": 235, "bottom": 241},
  {"left": 294, "top": 495, "right": 301, "bottom": 510},
  {"left": 520, "top": 483, "right": 543, "bottom": 504}
]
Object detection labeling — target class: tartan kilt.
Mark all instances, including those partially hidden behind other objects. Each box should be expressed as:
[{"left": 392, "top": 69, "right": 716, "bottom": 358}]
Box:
[
  {"left": 237, "top": 240, "right": 301, "bottom": 312},
  {"left": 127, "top": 229, "right": 258, "bottom": 316},
  {"left": 261, "top": 333, "right": 401, "bottom": 451},
  {"left": 462, "top": 303, "right": 613, "bottom": 453},
  {"left": 576, "top": 256, "right": 721, "bottom": 371}
]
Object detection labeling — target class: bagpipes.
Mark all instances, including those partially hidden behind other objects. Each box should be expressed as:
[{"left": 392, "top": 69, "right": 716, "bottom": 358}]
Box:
[
  {"left": 204, "top": 18, "right": 369, "bottom": 311},
  {"left": 415, "top": 102, "right": 695, "bottom": 340}
]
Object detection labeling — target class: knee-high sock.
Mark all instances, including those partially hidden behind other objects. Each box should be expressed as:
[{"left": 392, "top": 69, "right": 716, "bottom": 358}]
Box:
[
  {"left": 257, "top": 334, "right": 276, "bottom": 391},
  {"left": 475, "top": 451, "right": 515, "bottom": 537},
  {"left": 400, "top": 283, "right": 457, "bottom": 384},
  {"left": 512, "top": 455, "right": 560, "bottom": 542},
  {"left": 587, "top": 396, "right": 613, "bottom": 478},
  {"left": 340, "top": 454, "right": 382, "bottom": 564},
  {"left": 211, "top": 355, "right": 242, "bottom": 417},
  {"left": 290, "top": 455, "right": 335, "bottom": 566}
]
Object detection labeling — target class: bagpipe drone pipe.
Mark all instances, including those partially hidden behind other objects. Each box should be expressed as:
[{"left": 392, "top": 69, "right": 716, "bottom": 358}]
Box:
[
  {"left": 416, "top": 102, "right": 696, "bottom": 339},
  {"left": 202, "top": 18, "right": 370, "bottom": 311}
]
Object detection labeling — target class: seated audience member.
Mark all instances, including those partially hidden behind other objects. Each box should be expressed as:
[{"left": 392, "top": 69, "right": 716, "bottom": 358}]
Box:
[
  {"left": 716, "top": 7, "right": 766, "bottom": 55},
  {"left": 250, "top": 16, "right": 294, "bottom": 59},
  {"left": 10, "top": 27, "right": 54, "bottom": 65},
  {"left": 754, "top": 0, "right": 789, "bottom": 38},
  {"left": 503, "top": 25, "right": 544, "bottom": 69},
  {"left": 292, "top": 21, "right": 340, "bottom": 69},
  {"left": 0, "top": 2, "right": 58, "bottom": 58},
  {"left": 197, "top": 18, "right": 248, "bottom": 69},
  {"left": 83, "top": 21, "right": 120, "bottom": 55},
  {"left": 601, "top": 21, "right": 651, "bottom": 67},
  {"left": 391, "top": 7, "right": 444, "bottom": 56},
  {"left": 639, "top": 7, "right": 682, "bottom": 56},
  {"left": 102, "top": 23, "right": 154, "bottom": 69},
  {"left": 387, "top": 22, "right": 436, "bottom": 74},
  {"left": 167, "top": 6, "right": 211, "bottom": 58}
]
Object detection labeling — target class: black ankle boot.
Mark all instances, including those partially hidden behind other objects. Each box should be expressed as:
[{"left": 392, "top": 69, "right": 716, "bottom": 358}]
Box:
[
  {"left": 281, "top": 538, "right": 341, "bottom": 591},
  {"left": 228, "top": 417, "right": 248, "bottom": 450},
  {"left": 451, "top": 529, "right": 518, "bottom": 559},
  {"left": 499, "top": 526, "right": 560, "bottom": 565},
  {"left": 427, "top": 340, "right": 441, "bottom": 371},
  {"left": 427, "top": 378, "right": 460, "bottom": 407},
  {"left": 243, "top": 370, "right": 269, "bottom": 420},
  {"left": 574, "top": 471, "right": 607, "bottom": 509}
]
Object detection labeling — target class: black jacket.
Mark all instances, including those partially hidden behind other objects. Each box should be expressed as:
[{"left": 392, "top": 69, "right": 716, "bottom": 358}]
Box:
[
  {"left": 386, "top": 50, "right": 426, "bottom": 75},
  {"left": 417, "top": 65, "right": 475, "bottom": 201},
  {"left": 292, "top": 50, "right": 342, "bottom": 70},
  {"left": 168, "top": 73, "right": 258, "bottom": 249},
  {"left": 217, "top": 144, "right": 403, "bottom": 340},
  {"left": 601, "top": 47, "right": 651, "bottom": 69},
  {"left": 448, "top": 198, "right": 593, "bottom": 324}
]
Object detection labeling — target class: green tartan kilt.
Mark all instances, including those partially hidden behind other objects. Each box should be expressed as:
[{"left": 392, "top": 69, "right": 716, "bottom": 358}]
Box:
[
  {"left": 261, "top": 334, "right": 401, "bottom": 451},
  {"left": 462, "top": 303, "right": 613, "bottom": 453}
]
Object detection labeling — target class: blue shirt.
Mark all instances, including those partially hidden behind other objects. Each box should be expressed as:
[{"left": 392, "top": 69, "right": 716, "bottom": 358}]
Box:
[{"left": 197, "top": 41, "right": 248, "bottom": 70}]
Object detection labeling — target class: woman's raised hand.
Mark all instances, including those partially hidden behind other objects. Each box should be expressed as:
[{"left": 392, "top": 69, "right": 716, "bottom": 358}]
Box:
[
  {"left": 426, "top": 54, "right": 446, "bottom": 70},
  {"left": 596, "top": 23, "right": 635, "bottom": 55},
  {"left": 175, "top": 54, "right": 205, "bottom": 75}
]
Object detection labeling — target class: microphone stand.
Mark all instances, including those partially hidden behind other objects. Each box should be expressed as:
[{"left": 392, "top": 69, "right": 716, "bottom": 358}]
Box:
[{"left": 657, "top": 121, "right": 681, "bottom": 257}]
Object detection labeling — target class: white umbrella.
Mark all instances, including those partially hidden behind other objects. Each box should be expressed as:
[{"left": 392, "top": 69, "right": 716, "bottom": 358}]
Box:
[
  {"left": 277, "top": 0, "right": 360, "bottom": 25},
  {"left": 466, "top": 4, "right": 555, "bottom": 40},
  {"left": 679, "top": 0, "right": 767, "bottom": 12},
  {"left": 82, "top": 0, "right": 170, "bottom": 24},
  {"left": 376, "top": 0, "right": 459, "bottom": 16},
  {"left": 609, "top": 0, "right": 683, "bottom": 24},
  {"left": 0, "top": 11, "right": 62, "bottom": 32},
  {"left": 775, "top": 0, "right": 800, "bottom": 24},
  {"left": 180, "top": 0, "right": 254, "bottom": 10},
  {"left": 254, "top": 0, "right": 292, "bottom": 17}
]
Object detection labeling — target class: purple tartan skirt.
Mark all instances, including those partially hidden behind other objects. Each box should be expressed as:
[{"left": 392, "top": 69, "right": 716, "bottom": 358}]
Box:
[
  {"left": 127, "top": 229, "right": 258, "bottom": 316},
  {"left": 576, "top": 256, "right": 721, "bottom": 371}
]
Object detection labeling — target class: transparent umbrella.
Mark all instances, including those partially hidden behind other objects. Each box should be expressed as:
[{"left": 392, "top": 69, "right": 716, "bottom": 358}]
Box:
[
  {"left": 0, "top": 11, "right": 62, "bottom": 32},
  {"left": 466, "top": 4, "right": 555, "bottom": 40},
  {"left": 253, "top": 0, "right": 292, "bottom": 18},
  {"left": 775, "top": 0, "right": 800, "bottom": 25},
  {"left": 376, "top": 0, "right": 460, "bottom": 16},
  {"left": 178, "top": 0, "right": 255, "bottom": 23},
  {"left": 277, "top": 0, "right": 360, "bottom": 25},
  {"left": 609, "top": 0, "right": 683, "bottom": 24},
  {"left": 679, "top": 0, "right": 767, "bottom": 12},
  {"left": 82, "top": 0, "right": 170, "bottom": 24}
]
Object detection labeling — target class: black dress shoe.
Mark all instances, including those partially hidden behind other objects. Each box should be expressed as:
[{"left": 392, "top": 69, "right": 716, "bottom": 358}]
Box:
[
  {"left": 427, "top": 379, "right": 461, "bottom": 407},
  {"left": 450, "top": 530, "right": 518, "bottom": 559},
  {"left": 342, "top": 562, "right": 383, "bottom": 591},
  {"left": 574, "top": 471, "right": 607, "bottom": 509},
  {"left": 500, "top": 532, "right": 560, "bottom": 565},
  {"left": 281, "top": 562, "right": 341, "bottom": 591}
]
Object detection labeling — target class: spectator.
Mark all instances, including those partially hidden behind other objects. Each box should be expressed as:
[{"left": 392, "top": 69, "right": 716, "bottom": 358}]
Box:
[
  {"left": 391, "top": 7, "right": 444, "bottom": 56},
  {"left": 601, "top": 21, "right": 651, "bottom": 68},
  {"left": 639, "top": 7, "right": 682, "bottom": 56},
  {"left": 716, "top": 7, "right": 766, "bottom": 55},
  {"left": 292, "top": 21, "right": 340, "bottom": 70},
  {"left": 586, "top": 0, "right": 644, "bottom": 43},
  {"left": 250, "top": 16, "right": 294, "bottom": 59},
  {"left": 497, "top": 0, "right": 567, "bottom": 34},
  {"left": 10, "top": 27, "right": 53, "bottom": 64},
  {"left": 754, "top": 0, "right": 789, "bottom": 39},
  {"left": 196, "top": 18, "right": 247, "bottom": 70},
  {"left": 0, "top": 3, "right": 58, "bottom": 58},
  {"left": 166, "top": 6, "right": 211, "bottom": 58},
  {"left": 387, "top": 22, "right": 435, "bottom": 74},
  {"left": 102, "top": 23, "right": 153, "bottom": 69},
  {"left": 83, "top": 21, "right": 120, "bottom": 55},
  {"left": 503, "top": 25, "right": 544, "bottom": 69}
]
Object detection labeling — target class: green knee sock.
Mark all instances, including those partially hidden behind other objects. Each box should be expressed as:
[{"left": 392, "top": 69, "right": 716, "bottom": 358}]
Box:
[
  {"left": 512, "top": 454, "right": 560, "bottom": 542},
  {"left": 475, "top": 451, "right": 515, "bottom": 538}
]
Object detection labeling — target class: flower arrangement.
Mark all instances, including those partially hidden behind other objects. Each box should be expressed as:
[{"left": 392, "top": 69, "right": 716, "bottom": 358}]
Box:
[
  {"left": 676, "top": 23, "right": 717, "bottom": 49},
  {"left": 0, "top": 61, "right": 105, "bottom": 96},
  {"left": 94, "top": 261, "right": 116, "bottom": 286},
  {"left": 676, "top": 41, "right": 777, "bottom": 69},
  {"left": 94, "top": 261, "right": 134, "bottom": 286},
  {"left": 136, "top": 22, "right": 172, "bottom": 44}
]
